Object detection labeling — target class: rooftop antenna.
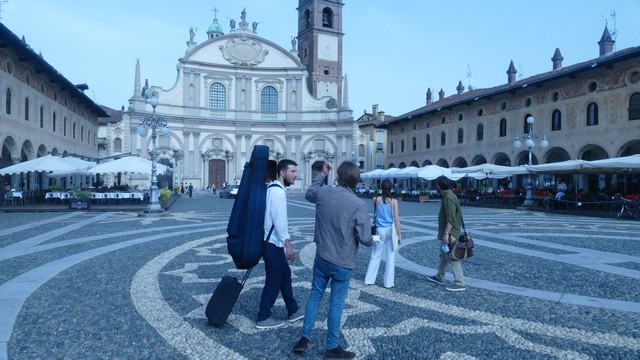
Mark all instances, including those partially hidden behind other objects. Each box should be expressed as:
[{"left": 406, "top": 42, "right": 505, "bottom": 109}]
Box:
[
  {"left": 465, "top": 63, "right": 473, "bottom": 90},
  {"left": 0, "top": 0, "right": 9, "bottom": 21},
  {"left": 517, "top": 63, "right": 524, "bottom": 80}
]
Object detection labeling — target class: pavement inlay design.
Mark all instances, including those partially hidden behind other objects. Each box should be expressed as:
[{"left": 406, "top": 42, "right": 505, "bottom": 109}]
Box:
[{"left": 1, "top": 198, "right": 639, "bottom": 359}]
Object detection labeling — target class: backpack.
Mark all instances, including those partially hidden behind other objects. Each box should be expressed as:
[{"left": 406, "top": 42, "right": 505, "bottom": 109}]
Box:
[{"left": 226, "top": 145, "right": 276, "bottom": 269}]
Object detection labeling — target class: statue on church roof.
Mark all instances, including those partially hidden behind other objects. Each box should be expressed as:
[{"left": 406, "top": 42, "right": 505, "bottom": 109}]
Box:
[
  {"left": 229, "top": 18, "right": 236, "bottom": 30},
  {"left": 252, "top": 21, "right": 258, "bottom": 32},
  {"left": 241, "top": 8, "right": 246, "bottom": 22},
  {"left": 189, "top": 27, "right": 195, "bottom": 42}
]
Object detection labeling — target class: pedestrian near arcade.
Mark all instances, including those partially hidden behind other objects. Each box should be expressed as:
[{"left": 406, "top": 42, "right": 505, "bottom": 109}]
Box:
[
  {"left": 427, "top": 176, "right": 466, "bottom": 292},
  {"left": 188, "top": 183, "right": 193, "bottom": 198},
  {"left": 292, "top": 161, "right": 373, "bottom": 359},
  {"left": 364, "top": 179, "right": 401, "bottom": 288},
  {"left": 255, "top": 159, "right": 304, "bottom": 329}
]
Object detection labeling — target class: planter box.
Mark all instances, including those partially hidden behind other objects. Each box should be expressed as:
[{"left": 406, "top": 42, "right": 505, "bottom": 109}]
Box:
[
  {"left": 419, "top": 195, "right": 430, "bottom": 202},
  {"left": 69, "top": 201, "right": 90, "bottom": 209}
]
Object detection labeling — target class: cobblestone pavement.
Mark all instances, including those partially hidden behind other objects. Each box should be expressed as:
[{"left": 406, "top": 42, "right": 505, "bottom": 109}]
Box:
[{"left": 1, "top": 194, "right": 639, "bottom": 359}]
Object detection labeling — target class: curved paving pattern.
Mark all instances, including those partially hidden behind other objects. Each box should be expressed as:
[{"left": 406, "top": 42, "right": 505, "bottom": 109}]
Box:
[{"left": 1, "top": 196, "right": 639, "bottom": 359}]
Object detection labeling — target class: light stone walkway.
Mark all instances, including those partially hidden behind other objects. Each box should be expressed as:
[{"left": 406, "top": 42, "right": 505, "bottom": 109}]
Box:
[{"left": 1, "top": 196, "right": 638, "bottom": 359}]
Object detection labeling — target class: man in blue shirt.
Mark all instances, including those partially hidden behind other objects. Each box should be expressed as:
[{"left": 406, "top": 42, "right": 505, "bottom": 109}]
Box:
[{"left": 255, "top": 159, "right": 304, "bottom": 329}]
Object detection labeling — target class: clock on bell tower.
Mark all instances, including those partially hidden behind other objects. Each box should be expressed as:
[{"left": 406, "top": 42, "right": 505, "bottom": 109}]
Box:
[{"left": 296, "top": 0, "right": 344, "bottom": 109}]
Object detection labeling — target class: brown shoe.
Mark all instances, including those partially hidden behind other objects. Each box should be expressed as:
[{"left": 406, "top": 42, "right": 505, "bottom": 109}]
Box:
[{"left": 292, "top": 337, "right": 308, "bottom": 354}]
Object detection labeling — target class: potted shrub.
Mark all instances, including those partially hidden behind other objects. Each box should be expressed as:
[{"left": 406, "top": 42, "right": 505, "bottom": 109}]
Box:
[
  {"left": 69, "top": 187, "right": 91, "bottom": 209},
  {"left": 419, "top": 187, "right": 430, "bottom": 202},
  {"left": 173, "top": 184, "right": 181, "bottom": 195},
  {"left": 159, "top": 188, "right": 172, "bottom": 209},
  {"left": 394, "top": 187, "right": 403, "bottom": 200}
]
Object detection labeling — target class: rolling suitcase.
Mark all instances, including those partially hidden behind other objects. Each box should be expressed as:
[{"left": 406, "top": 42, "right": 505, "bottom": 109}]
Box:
[{"left": 205, "top": 268, "right": 252, "bottom": 327}]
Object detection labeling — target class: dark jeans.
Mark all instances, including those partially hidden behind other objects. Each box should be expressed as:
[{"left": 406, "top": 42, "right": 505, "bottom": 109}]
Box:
[{"left": 257, "top": 242, "right": 298, "bottom": 321}]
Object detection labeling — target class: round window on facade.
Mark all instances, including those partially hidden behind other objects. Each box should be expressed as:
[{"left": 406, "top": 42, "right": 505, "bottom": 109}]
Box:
[
  {"left": 552, "top": 91, "right": 560, "bottom": 102},
  {"left": 587, "top": 81, "right": 598, "bottom": 93},
  {"left": 525, "top": 98, "right": 532, "bottom": 108},
  {"left": 627, "top": 70, "right": 640, "bottom": 85},
  {"left": 476, "top": 108, "right": 483, "bottom": 117},
  {"left": 457, "top": 113, "right": 463, "bottom": 121},
  {"left": 501, "top": 101, "right": 507, "bottom": 111}
]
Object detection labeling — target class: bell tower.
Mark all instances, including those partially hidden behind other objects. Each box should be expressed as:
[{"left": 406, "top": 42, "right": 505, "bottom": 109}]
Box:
[{"left": 297, "top": 0, "right": 344, "bottom": 109}]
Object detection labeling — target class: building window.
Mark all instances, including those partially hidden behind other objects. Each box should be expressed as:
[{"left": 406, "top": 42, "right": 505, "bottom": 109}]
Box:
[
  {"left": 390, "top": 142, "right": 394, "bottom": 154},
  {"left": 209, "top": 82, "right": 226, "bottom": 110},
  {"left": 412, "top": 137, "right": 416, "bottom": 151},
  {"left": 457, "top": 128, "right": 464, "bottom": 144},
  {"left": 304, "top": 9, "right": 311, "bottom": 29},
  {"left": 88, "top": 130, "right": 91, "bottom": 144},
  {"left": 440, "top": 131, "right": 446, "bottom": 146},
  {"left": 401, "top": 140, "right": 405, "bottom": 153},
  {"left": 24, "top": 97, "right": 29, "bottom": 120},
  {"left": 40, "top": 106, "right": 44, "bottom": 128},
  {"left": 629, "top": 92, "right": 640, "bottom": 120},
  {"left": 499, "top": 118, "right": 507, "bottom": 137},
  {"left": 81, "top": 126, "right": 84, "bottom": 142},
  {"left": 586, "top": 102, "right": 598, "bottom": 126},
  {"left": 426, "top": 134, "right": 431, "bottom": 149},
  {"left": 72, "top": 123, "right": 76, "bottom": 139},
  {"left": 322, "top": 8, "right": 333, "bottom": 28},
  {"left": 5, "top": 88, "right": 11, "bottom": 114},
  {"left": 261, "top": 86, "right": 278, "bottom": 113},
  {"left": 552, "top": 109, "right": 562, "bottom": 130},
  {"left": 52, "top": 112, "right": 56, "bottom": 131},
  {"left": 64, "top": 117, "right": 67, "bottom": 136},
  {"left": 113, "top": 138, "right": 122, "bottom": 152},
  {"left": 476, "top": 123, "right": 484, "bottom": 141}
]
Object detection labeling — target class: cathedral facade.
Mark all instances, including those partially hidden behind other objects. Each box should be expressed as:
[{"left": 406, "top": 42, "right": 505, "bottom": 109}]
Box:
[{"left": 105, "top": 1, "right": 364, "bottom": 191}]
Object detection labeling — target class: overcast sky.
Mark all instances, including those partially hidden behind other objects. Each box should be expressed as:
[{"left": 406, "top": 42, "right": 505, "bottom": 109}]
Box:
[{"left": 3, "top": 0, "right": 639, "bottom": 117}]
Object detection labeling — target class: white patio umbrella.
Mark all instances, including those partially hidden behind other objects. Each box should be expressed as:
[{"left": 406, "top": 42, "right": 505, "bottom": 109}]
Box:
[
  {"left": 48, "top": 157, "right": 97, "bottom": 176},
  {"left": 452, "top": 163, "right": 529, "bottom": 177},
  {"left": 0, "top": 154, "right": 80, "bottom": 175},
  {"left": 360, "top": 168, "right": 385, "bottom": 180},
  {"left": 87, "top": 156, "right": 170, "bottom": 175},
  {"left": 583, "top": 154, "right": 640, "bottom": 171},
  {"left": 395, "top": 166, "right": 420, "bottom": 179},
  {"left": 417, "top": 165, "right": 466, "bottom": 180},
  {"left": 526, "top": 159, "right": 590, "bottom": 174}
]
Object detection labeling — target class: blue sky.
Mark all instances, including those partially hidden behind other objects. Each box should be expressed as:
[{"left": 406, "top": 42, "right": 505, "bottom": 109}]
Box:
[{"left": 3, "top": 0, "right": 639, "bottom": 117}]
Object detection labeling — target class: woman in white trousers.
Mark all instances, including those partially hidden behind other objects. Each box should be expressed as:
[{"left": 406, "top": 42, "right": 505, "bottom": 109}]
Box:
[{"left": 364, "top": 179, "right": 401, "bottom": 288}]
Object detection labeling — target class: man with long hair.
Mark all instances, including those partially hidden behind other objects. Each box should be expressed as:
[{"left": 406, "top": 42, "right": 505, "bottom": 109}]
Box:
[{"left": 293, "top": 161, "right": 373, "bottom": 359}]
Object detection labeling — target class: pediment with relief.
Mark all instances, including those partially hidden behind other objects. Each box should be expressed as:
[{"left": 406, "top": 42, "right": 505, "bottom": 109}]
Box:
[{"left": 220, "top": 37, "right": 268, "bottom": 66}]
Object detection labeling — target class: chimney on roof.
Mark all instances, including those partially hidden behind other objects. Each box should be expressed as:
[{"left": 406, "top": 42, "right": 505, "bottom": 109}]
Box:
[
  {"left": 551, "top": 48, "right": 564, "bottom": 70},
  {"left": 438, "top": 88, "right": 445, "bottom": 101},
  {"left": 378, "top": 111, "right": 385, "bottom": 120},
  {"left": 507, "top": 60, "right": 517, "bottom": 84},
  {"left": 456, "top": 80, "right": 464, "bottom": 95},
  {"left": 426, "top": 87, "right": 432, "bottom": 105},
  {"left": 372, "top": 104, "right": 379, "bottom": 119},
  {"left": 598, "top": 26, "right": 615, "bottom": 56}
]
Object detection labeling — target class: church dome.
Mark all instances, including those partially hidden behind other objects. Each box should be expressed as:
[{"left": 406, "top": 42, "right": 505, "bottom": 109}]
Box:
[{"left": 207, "top": 18, "right": 224, "bottom": 38}]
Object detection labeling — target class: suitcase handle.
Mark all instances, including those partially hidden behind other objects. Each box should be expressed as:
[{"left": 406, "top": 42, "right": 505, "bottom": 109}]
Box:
[{"left": 241, "top": 267, "right": 253, "bottom": 286}]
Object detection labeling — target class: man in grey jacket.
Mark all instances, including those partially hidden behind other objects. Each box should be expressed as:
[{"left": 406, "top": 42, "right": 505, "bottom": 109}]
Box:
[{"left": 292, "top": 161, "right": 373, "bottom": 359}]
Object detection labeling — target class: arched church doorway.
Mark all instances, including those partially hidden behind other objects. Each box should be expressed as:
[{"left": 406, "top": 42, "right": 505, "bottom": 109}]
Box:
[{"left": 209, "top": 159, "right": 226, "bottom": 190}]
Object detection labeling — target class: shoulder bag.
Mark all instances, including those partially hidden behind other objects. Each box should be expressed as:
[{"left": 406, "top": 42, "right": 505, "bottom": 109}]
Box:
[
  {"left": 449, "top": 209, "right": 474, "bottom": 260},
  {"left": 371, "top": 197, "right": 377, "bottom": 235}
]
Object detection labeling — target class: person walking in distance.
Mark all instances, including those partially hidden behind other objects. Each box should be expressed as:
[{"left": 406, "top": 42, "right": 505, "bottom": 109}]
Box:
[
  {"left": 188, "top": 183, "right": 193, "bottom": 198},
  {"left": 426, "top": 176, "right": 466, "bottom": 292},
  {"left": 292, "top": 161, "right": 373, "bottom": 359},
  {"left": 255, "top": 159, "right": 304, "bottom": 329},
  {"left": 364, "top": 179, "right": 401, "bottom": 288}
]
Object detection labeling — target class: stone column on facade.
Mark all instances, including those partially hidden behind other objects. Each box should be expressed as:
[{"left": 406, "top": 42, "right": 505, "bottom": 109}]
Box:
[
  {"left": 235, "top": 134, "right": 243, "bottom": 182},
  {"left": 183, "top": 131, "right": 191, "bottom": 184},
  {"left": 335, "top": 134, "right": 344, "bottom": 166},
  {"left": 294, "top": 135, "right": 302, "bottom": 177},
  {"left": 192, "top": 132, "right": 201, "bottom": 181},
  {"left": 285, "top": 135, "right": 293, "bottom": 159}
]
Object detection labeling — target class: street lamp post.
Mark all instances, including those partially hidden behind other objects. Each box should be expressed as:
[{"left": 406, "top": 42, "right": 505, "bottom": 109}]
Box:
[
  {"left": 137, "top": 96, "right": 169, "bottom": 213},
  {"left": 514, "top": 116, "right": 548, "bottom": 208}
]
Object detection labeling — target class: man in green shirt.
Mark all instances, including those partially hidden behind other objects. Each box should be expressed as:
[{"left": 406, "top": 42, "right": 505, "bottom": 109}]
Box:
[{"left": 427, "top": 176, "right": 465, "bottom": 292}]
